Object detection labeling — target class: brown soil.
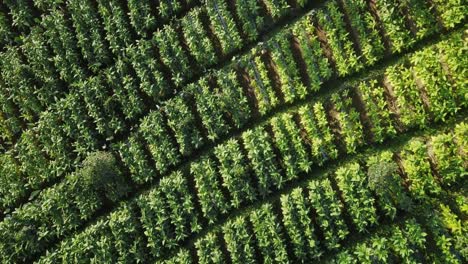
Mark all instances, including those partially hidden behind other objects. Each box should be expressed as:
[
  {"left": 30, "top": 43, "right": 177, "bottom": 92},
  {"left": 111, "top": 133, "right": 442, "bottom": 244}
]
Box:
[
  {"left": 312, "top": 17, "right": 338, "bottom": 74},
  {"left": 290, "top": 35, "right": 312, "bottom": 88},
  {"left": 411, "top": 70, "right": 433, "bottom": 120},
  {"left": 425, "top": 140, "right": 443, "bottom": 183},
  {"left": 367, "top": 0, "right": 392, "bottom": 56},
  {"left": 236, "top": 66, "right": 262, "bottom": 118},
  {"left": 336, "top": 0, "right": 365, "bottom": 62},
  {"left": 262, "top": 51, "right": 286, "bottom": 103},
  {"left": 381, "top": 76, "right": 406, "bottom": 133},
  {"left": 350, "top": 87, "right": 375, "bottom": 144},
  {"left": 393, "top": 153, "right": 410, "bottom": 190},
  {"left": 199, "top": 9, "right": 224, "bottom": 60},
  {"left": 324, "top": 100, "right": 347, "bottom": 155}
]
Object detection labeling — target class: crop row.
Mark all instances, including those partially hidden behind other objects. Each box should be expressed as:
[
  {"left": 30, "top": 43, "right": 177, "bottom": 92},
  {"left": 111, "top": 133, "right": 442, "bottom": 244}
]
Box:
[
  {"left": 327, "top": 208, "right": 465, "bottom": 264},
  {"left": 0, "top": 0, "right": 196, "bottom": 48},
  {"left": 0, "top": 0, "right": 457, "bottom": 147},
  {"left": 1, "top": 28, "right": 465, "bottom": 262},
  {"left": 0, "top": 0, "right": 313, "bottom": 145},
  {"left": 0, "top": 0, "right": 316, "bottom": 211},
  {"left": 36, "top": 120, "right": 467, "bottom": 263},
  {"left": 0, "top": 0, "right": 316, "bottom": 212},
  {"left": 1, "top": 0, "right": 461, "bottom": 217}
]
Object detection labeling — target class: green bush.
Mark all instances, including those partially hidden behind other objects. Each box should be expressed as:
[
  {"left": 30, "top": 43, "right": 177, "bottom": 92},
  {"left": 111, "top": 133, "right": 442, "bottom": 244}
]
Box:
[
  {"left": 367, "top": 152, "right": 412, "bottom": 214},
  {"left": 78, "top": 151, "right": 127, "bottom": 202}
]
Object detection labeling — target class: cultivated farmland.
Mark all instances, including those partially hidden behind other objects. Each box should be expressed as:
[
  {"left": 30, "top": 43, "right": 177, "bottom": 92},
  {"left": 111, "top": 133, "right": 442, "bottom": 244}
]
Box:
[{"left": 0, "top": 0, "right": 466, "bottom": 263}]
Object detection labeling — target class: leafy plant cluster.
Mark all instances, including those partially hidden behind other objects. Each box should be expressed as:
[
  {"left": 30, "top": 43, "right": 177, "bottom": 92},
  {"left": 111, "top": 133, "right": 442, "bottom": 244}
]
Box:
[
  {"left": 356, "top": 79, "right": 397, "bottom": 143},
  {"left": 340, "top": 0, "right": 384, "bottom": 66},
  {"left": 316, "top": 1, "right": 362, "bottom": 76},
  {"left": 0, "top": 151, "right": 126, "bottom": 263},
  {"left": 34, "top": 120, "right": 467, "bottom": 263},
  {"left": 0, "top": 0, "right": 456, "bottom": 187},
  {"left": 138, "top": 171, "right": 201, "bottom": 258},
  {"left": 292, "top": 18, "right": 332, "bottom": 91},
  {"left": 2, "top": 28, "right": 466, "bottom": 261},
  {"left": 0, "top": 1, "right": 467, "bottom": 262},
  {"left": 268, "top": 32, "right": 308, "bottom": 102},
  {"left": 331, "top": 89, "right": 365, "bottom": 154},
  {"left": 333, "top": 219, "right": 428, "bottom": 263}
]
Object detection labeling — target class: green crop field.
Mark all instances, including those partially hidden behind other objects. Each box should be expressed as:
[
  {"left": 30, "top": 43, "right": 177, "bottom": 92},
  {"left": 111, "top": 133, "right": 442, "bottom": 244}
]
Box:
[{"left": 0, "top": 0, "right": 467, "bottom": 263}]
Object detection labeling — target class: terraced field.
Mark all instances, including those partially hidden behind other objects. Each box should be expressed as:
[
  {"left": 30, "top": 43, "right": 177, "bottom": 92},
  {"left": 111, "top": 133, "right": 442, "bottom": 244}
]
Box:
[{"left": 0, "top": 0, "right": 466, "bottom": 263}]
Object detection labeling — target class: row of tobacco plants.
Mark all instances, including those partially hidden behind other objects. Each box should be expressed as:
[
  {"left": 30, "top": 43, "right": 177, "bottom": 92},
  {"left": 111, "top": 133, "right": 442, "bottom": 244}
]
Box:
[
  {"left": 1, "top": 25, "right": 465, "bottom": 262},
  {"left": 38, "top": 120, "right": 467, "bottom": 263}
]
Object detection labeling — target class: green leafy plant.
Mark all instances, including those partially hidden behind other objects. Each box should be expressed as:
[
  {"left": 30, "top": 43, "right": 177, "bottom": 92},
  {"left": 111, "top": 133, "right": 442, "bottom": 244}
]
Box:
[
  {"left": 367, "top": 151, "right": 413, "bottom": 217},
  {"left": 78, "top": 151, "right": 127, "bottom": 202}
]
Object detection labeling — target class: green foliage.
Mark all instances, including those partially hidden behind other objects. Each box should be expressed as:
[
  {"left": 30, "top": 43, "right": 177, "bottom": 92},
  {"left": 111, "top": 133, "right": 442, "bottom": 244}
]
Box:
[
  {"left": 181, "top": 8, "right": 218, "bottom": 68},
  {"left": 223, "top": 215, "right": 256, "bottom": 263},
  {"left": 335, "top": 162, "right": 377, "bottom": 232},
  {"left": 215, "top": 139, "right": 256, "bottom": 208},
  {"left": 245, "top": 54, "right": 279, "bottom": 115},
  {"left": 0, "top": 1, "right": 465, "bottom": 263},
  {"left": 331, "top": 90, "right": 365, "bottom": 154},
  {"left": 116, "top": 134, "right": 155, "bottom": 184},
  {"left": 195, "top": 231, "right": 226, "bottom": 264},
  {"left": 127, "top": 0, "right": 156, "bottom": 37},
  {"left": 367, "top": 151, "right": 413, "bottom": 216},
  {"left": 292, "top": 17, "right": 332, "bottom": 91},
  {"left": 401, "top": 139, "right": 442, "bottom": 199},
  {"left": 204, "top": 0, "right": 242, "bottom": 55},
  {"left": 126, "top": 39, "right": 170, "bottom": 100},
  {"left": 138, "top": 171, "right": 201, "bottom": 258},
  {"left": 242, "top": 126, "right": 283, "bottom": 196},
  {"left": 280, "top": 188, "right": 322, "bottom": 261},
  {"left": 154, "top": 24, "right": 193, "bottom": 86},
  {"left": 215, "top": 69, "right": 252, "bottom": 128},
  {"left": 68, "top": 0, "right": 111, "bottom": 72},
  {"left": 298, "top": 102, "right": 338, "bottom": 164},
  {"left": 77, "top": 151, "right": 127, "bottom": 202},
  {"left": 164, "top": 96, "right": 205, "bottom": 156},
  {"left": 432, "top": 0, "right": 467, "bottom": 28},
  {"left": 431, "top": 132, "right": 466, "bottom": 185},
  {"left": 308, "top": 178, "right": 349, "bottom": 249},
  {"left": 341, "top": 0, "right": 385, "bottom": 65},
  {"left": 386, "top": 63, "right": 427, "bottom": 129},
  {"left": 268, "top": 33, "right": 308, "bottom": 102},
  {"left": 412, "top": 46, "right": 458, "bottom": 121},
  {"left": 271, "top": 112, "right": 311, "bottom": 179},
  {"left": 357, "top": 80, "right": 397, "bottom": 143},
  {"left": 235, "top": 0, "right": 264, "bottom": 41},
  {"left": 140, "top": 110, "right": 180, "bottom": 174},
  {"left": 317, "top": 1, "right": 362, "bottom": 76},
  {"left": 97, "top": 0, "right": 134, "bottom": 57},
  {"left": 191, "top": 157, "right": 230, "bottom": 223},
  {"left": 250, "top": 203, "right": 290, "bottom": 263},
  {"left": 374, "top": 0, "right": 413, "bottom": 53},
  {"left": 109, "top": 203, "right": 147, "bottom": 263},
  {"left": 190, "top": 78, "right": 230, "bottom": 141},
  {"left": 158, "top": 0, "right": 182, "bottom": 20},
  {"left": 263, "top": 0, "right": 289, "bottom": 20}
]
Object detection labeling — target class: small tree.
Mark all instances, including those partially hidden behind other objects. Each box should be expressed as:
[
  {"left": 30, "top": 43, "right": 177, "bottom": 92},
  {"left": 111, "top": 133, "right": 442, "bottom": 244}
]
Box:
[
  {"left": 368, "top": 158, "right": 412, "bottom": 213},
  {"left": 78, "top": 151, "right": 127, "bottom": 202}
]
